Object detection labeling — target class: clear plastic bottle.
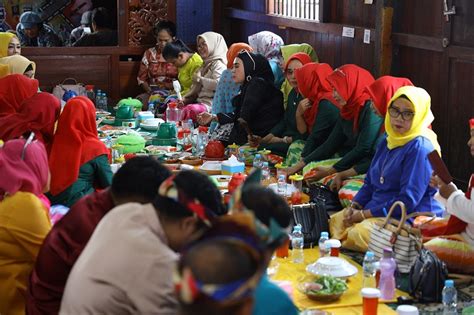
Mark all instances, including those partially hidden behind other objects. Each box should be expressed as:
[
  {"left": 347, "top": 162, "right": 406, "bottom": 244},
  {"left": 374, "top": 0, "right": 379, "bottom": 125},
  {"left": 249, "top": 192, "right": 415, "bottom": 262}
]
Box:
[
  {"left": 277, "top": 174, "right": 287, "bottom": 196},
  {"left": 148, "top": 102, "right": 155, "bottom": 115},
  {"left": 318, "top": 231, "right": 329, "bottom": 257},
  {"left": 252, "top": 153, "right": 262, "bottom": 169},
  {"left": 166, "top": 102, "right": 180, "bottom": 125},
  {"left": 261, "top": 161, "right": 270, "bottom": 180},
  {"left": 291, "top": 225, "right": 304, "bottom": 263},
  {"left": 196, "top": 126, "right": 208, "bottom": 156},
  {"left": 379, "top": 248, "right": 397, "bottom": 300},
  {"left": 442, "top": 279, "right": 457, "bottom": 315},
  {"left": 95, "top": 89, "right": 102, "bottom": 107},
  {"left": 101, "top": 92, "right": 108, "bottom": 111},
  {"left": 362, "top": 251, "right": 377, "bottom": 288},
  {"left": 238, "top": 147, "right": 246, "bottom": 163}
]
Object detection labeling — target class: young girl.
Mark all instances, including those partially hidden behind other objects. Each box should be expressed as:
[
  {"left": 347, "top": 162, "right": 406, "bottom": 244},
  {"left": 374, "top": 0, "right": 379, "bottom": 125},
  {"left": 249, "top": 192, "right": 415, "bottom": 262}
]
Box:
[
  {"left": 180, "top": 31, "right": 228, "bottom": 122},
  {"left": 162, "top": 39, "right": 203, "bottom": 97}
]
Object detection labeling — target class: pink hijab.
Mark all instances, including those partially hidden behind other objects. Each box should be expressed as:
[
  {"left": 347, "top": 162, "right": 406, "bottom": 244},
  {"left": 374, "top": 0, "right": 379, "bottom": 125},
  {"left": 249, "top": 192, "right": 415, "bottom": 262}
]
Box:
[{"left": 0, "top": 138, "right": 49, "bottom": 200}]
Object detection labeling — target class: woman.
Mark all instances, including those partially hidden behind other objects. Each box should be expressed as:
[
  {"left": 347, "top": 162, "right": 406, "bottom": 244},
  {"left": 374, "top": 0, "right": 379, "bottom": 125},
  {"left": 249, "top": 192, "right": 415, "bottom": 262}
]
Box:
[
  {"left": 424, "top": 118, "right": 474, "bottom": 274},
  {"left": 210, "top": 42, "right": 253, "bottom": 117},
  {"left": 48, "top": 96, "right": 112, "bottom": 207},
  {"left": 137, "top": 20, "right": 178, "bottom": 107},
  {"left": 280, "top": 43, "right": 318, "bottom": 108},
  {"left": 0, "top": 74, "right": 39, "bottom": 117},
  {"left": 249, "top": 52, "right": 312, "bottom": 157},
  {"left": 199, "top": 51, "right": 284, "bottom": 145},
  {"left": 180, "top": 31, "right": 228, "bottom": 122},
  {"left": 0, "top": 32, "right": 21, "bottom": 57},
  {"left": 0, "top": 92, "right": 60, "bottom": 153},
  {"left": 330, "top": 86, "right": 443, "bottom": 252},
  {"left": 248, "top": 31, "right": 285, "bottom": 88},
  {"left": 286, "top": 64, "right": 382, "bottom": 177},
  {"left": 329, "top": 76, "right": 414, "bottom": 192},
  {"left": 0, "top": 54, "right": 36, "bottom": 78},
  {"left": 0, "top": 138, "right": 52, "bottom": 315}
]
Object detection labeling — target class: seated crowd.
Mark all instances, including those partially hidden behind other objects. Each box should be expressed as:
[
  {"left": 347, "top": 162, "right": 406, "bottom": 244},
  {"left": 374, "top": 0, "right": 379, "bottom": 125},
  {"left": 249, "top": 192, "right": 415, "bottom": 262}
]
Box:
[{"left": 0, "top": 20, "right": 472, "bottom": 315}]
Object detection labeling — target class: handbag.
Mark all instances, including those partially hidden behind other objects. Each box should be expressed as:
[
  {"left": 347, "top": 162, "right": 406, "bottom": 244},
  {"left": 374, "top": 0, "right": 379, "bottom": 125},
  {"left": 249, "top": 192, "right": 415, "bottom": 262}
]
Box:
[
  {"left": 291, "top": 202, "right": 329, "bottom": 248},
  {"left": 306, "top": 183, "right": 342, "bottom": 213},
  {"left": 367, "top": 201, "right": 433, "bottom": 273},
  {"left": 52, "top": 78, "right": 86, "bottom": 101},
  {"left": 409, "top": 248, "right": 448, "bottom": 302}
]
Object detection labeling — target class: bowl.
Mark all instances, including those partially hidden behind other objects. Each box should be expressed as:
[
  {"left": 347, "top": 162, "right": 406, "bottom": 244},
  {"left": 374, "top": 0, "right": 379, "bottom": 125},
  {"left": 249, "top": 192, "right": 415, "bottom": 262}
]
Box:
[
  {"left": 306, "top": 257, "right": 358, "bottom": 279},
  {"left": 181, "top": 156, "right": 202, "bottom": 166},
  {"left": 297, "top": 275, "right": 348, "bottom": 302}
]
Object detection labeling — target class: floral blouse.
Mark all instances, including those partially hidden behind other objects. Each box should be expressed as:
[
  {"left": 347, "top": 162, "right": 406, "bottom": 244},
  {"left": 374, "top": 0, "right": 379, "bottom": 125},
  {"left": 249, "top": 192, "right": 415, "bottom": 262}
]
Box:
[{"left": 137, "top": 47, "right": 178, "bottom": 90}]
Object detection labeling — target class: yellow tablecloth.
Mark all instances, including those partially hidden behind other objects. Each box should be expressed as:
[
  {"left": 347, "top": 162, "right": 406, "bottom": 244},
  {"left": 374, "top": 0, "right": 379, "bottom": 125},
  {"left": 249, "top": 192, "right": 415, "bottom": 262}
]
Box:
[
  {"left": 271, "top": 248, "right": 407, "bottom": 311},
  {"left": 328, "top": 303, "right": 397, "bottom": 314}
]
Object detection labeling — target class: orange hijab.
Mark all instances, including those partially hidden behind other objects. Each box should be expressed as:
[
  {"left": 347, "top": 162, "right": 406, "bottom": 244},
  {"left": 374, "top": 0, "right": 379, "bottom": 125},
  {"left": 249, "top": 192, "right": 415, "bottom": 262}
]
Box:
[
  {"left": 226, "top": 43, "right": 253, "bottom": 69},
  {"left": 295, "top": 62, "right": 340, "bottom": 131},
  {"left": 0, "top": 74, "right": 39, "bottom": 117},
  {"left": 49, "top": 96, "right": 109, "bottom": 195},
  {"left": 326, "top": 64, "right": 375, "bottom": 132}
]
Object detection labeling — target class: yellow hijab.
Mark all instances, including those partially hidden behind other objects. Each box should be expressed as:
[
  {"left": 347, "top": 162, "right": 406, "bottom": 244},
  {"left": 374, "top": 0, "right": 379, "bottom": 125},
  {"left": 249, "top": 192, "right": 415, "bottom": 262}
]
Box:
[
  {"left": 0, "top": 32, "right": 15, "bottom": 58},
  {"left": 0, "top": 55, "right": 36, "bottom": 78},
  {"left": 385, "top": 85, "right": 441, "bottom": 153}
]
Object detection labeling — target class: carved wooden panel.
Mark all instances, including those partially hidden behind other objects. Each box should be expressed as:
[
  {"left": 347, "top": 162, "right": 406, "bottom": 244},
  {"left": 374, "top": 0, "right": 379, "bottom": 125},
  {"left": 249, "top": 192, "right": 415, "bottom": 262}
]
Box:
[{"left": 128, "top": 0, "right": 169, "bottom": 46}]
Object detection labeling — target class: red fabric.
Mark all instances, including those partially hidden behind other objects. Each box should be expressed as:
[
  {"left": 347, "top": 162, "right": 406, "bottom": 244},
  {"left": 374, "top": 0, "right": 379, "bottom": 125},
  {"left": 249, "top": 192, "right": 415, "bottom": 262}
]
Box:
[
  {"left": 0, "top": 139, "right": 49, "bottom": 200},
  {"left": 470, "top": 118, "right": 474, "bottom": 130},
  {"left": 25, "top": 189, "right": 114, "bottom": 314},
  {"left": 295, "top": 62, "right": 340, "bottom": 131},
  {"left": 365, "top": 76, "right": 413, "bottom": 117},
  {"left": 326, "top": 64, "right": 375, "bottom": 132},
  {"left": 283, "top": 52, "right": 312, "bottom": 72},
  {"left": 0, "top": 74, "right": 39, "bottom": 117},
  {"left": 0, "top": 92, "right": 60, "bottom": 153},
  {"left": 48, "top": 96, "right": 109, "bottom": 195}
]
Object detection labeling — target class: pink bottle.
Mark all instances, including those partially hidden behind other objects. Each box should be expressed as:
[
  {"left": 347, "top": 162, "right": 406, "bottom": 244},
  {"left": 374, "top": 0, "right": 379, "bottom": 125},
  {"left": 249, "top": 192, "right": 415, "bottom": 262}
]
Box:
[{"left": 379, "top": 247, "right": 397, "bottom": 300}]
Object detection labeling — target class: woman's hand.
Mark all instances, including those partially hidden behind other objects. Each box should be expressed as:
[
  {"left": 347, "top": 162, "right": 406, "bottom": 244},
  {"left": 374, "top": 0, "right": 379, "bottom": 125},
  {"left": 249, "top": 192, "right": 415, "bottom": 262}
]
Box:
[
  {"left": 330, "top": 168, "right": 358, "bottom": 191},
  {"left": 343, "top": 208, "right": 370, "bottom": 227},
  {"left": 197, "top": 112, "right": 216, "bottom": 125},
  {"left": 286, "top": 160, "right": 306, "bottom": 175},
  {"left": 248, "top": 135, "right": 262, "bottom": 147},
  {"left": 306, "top": 166, "right": 337, "bottom": 182},
  {"left": 430, "top": 174, "right": 457, "bottom": 199},
  {"left": 296, "top": 98, "right": 312, "bottom": 116}
]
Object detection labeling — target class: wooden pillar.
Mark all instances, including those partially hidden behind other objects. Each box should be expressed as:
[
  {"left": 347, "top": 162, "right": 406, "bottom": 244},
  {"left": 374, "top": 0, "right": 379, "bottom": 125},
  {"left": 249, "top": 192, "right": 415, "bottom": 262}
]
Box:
[{"left": 374, "top": 0, "right": 393, "bottom": 77}]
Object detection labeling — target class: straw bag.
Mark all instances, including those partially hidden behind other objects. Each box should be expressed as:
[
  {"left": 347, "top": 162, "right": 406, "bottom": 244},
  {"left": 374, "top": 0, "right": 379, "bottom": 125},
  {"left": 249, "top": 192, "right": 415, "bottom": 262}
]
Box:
[
  {"left": 367, "top": 201, "right": 433, "bottom": 273},
  {"left": 52, "top": 78, "right": 86, "bottom": 100}
]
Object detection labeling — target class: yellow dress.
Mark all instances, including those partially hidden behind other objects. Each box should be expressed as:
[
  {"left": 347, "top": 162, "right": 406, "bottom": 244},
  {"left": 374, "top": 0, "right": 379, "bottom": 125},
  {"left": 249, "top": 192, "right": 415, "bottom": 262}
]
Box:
[{"left": 0, "top": 192, "right": 51, "bottom": 315}]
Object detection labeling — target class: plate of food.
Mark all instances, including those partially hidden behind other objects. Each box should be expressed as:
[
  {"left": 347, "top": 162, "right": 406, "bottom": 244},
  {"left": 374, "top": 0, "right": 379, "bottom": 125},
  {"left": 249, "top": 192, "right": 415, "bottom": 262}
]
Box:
[
  {"left": 181, "top": 156, "right": 202, "bottom": 166},
  {"left": 298, "top": 275, "right": 348, "bottom": 302},
  {"left": 96, "top": 110, "right": 111, "bottom": 118}
]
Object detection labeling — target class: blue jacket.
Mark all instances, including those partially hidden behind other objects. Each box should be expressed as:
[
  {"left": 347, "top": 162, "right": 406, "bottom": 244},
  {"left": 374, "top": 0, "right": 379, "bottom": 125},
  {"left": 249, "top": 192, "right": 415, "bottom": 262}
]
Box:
[{"left": 253, "top": 275, "right": 298, "bottom": 315}]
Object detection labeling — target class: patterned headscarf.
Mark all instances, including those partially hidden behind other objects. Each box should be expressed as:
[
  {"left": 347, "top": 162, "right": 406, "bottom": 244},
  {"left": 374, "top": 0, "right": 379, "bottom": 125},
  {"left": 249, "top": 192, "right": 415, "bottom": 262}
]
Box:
[{"left": 248, "top": 31, "right": 284, "bottom": 67}]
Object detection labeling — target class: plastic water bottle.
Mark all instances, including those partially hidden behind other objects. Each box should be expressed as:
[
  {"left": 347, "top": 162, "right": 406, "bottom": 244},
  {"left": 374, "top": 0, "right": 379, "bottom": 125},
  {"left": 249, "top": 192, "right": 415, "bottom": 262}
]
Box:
[
  {"left": 442, "top": 280, "right": 457, "bottom": 315},
  {"left": 238, "top": 147, "right": 246, "bottom": 163},
  {"left": 101, "top": 93, "right": 108, "bottom": 111},
  {"left": 262, "top": 161, "right": 270, "bottom": 180},
  {"left": 379, "top": 248, "right": 397, "bottom": 300},
  {"left": 277, "top": 174, "right": 286, "bottom": 195},
  {"left": 196, "top": 126, "right": 208, "bottom": 156},
  {"left": 148, "top": 102, "right": 155, "bottom": 115},
  {"left": 363, "top": 251, "right": 377, "bottom": 288},
  {"left": 318, "top": 232, "right": 329, "bottom": 257},
  {"left": 291, "top": 225, "right": 304, "bottom": 263},
  {"left": 253, "top": 153, "right": 262, "bottom": 169}
]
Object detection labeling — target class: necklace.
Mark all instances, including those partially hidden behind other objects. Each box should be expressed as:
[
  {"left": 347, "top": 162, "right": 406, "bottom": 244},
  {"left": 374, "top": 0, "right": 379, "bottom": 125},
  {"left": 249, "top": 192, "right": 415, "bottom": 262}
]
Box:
[
  {"left": 293, "top": 92, "right": 300, "bottom": 107},
  {"left": 379, "top": 151, "right": 392, "bottom": 184}
]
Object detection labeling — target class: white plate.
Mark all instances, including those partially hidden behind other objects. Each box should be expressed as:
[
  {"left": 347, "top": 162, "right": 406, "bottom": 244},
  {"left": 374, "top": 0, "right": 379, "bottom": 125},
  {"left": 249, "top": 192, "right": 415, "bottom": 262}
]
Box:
[
  {"left": 200, "top": 161, "right": 222, "bottom": 171},
  {"left": 140, "top": 124, "right": 159, "bottom": 131},
  {"left": 210, "top": 175, "right": 232, "bottom": 188},
  {"left": 267, "top": 183, "right": 298, "bottom": 198},
  {"left": 306, "top": 257, "right": 358, "bottom": 279}
]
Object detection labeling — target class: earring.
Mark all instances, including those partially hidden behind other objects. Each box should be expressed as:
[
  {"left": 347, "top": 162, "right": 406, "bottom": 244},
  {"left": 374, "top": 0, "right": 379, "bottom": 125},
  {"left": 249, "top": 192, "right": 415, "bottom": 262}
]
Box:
[{"left": 246, "top": 75, "right": 252, "bottom": 82}]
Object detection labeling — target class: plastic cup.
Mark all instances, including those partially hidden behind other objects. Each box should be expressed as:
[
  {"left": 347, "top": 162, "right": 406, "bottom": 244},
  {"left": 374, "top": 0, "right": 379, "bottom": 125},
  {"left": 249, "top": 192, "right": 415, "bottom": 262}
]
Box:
[
  {"left": 361, "top": 288, "right": 380, "bottom": 315},
  {"left": 326, "top": 239, "right": 341, "bottom": 257},
  {"left": 396, "top": 305, "right": 419, "bottom": 315},
  {"left": 275, "top": 238, "right": 290, "bottom": 258}
]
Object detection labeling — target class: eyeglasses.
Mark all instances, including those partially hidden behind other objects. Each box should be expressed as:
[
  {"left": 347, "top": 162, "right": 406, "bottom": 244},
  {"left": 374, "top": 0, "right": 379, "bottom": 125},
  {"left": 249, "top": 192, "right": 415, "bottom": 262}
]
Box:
[
  {"left": 388, "top": 106, "right": 415, "bottom": 121},
  {"left": 239, "top": 49, "right": 255, "bottom": 71},
  {"left": 21, "top": 132, "right": 35, "bottom": 160}
]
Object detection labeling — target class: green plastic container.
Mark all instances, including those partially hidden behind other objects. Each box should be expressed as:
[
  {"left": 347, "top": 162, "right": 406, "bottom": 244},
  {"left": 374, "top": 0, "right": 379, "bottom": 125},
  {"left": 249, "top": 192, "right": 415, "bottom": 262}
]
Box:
[
  {"left": 117, "top": 97, "right": 143, "bottom": 112},
  {"left": 116, "top": 134, "right": 146, "bottom": 153}
]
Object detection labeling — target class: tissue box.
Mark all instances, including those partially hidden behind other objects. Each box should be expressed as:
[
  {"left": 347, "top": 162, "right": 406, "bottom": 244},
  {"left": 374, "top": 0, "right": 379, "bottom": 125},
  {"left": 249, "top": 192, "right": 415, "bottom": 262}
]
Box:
[{"left": 221, "top": 156, "right": 245, "bottom": 175}]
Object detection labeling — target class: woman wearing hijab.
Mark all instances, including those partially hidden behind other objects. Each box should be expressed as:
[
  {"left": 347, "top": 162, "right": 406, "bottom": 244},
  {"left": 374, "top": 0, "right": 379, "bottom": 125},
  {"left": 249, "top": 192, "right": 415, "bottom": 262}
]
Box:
[
  {"left": 0, "top": 92, "right": 60, "bottom": 153},
  {"left": 248, "top": 31, "right": 285, "bottom": 88},
  {"left": 287, "top": 64, "right": 382, "bottom": 178},
  {"left": 48, "top": 96, "right": 112, "bottom": 207},
  {"left": 0, "top": 54, "right": 36, "bottom": 78},
  {"left": 0, "top": 138, "right": 52, "bottom": 315},
  {"left": 328, "top": 76, "right": 414, "bottom": 192},
  {"left": 329, "top": 86, "right": 444, "bottom": 252},
  {"left": 0, "top": 74, "right": 39, "bottom": 117},
  {"left": 0, "top": 32, "right": 21, "bottom": 57},
  {"left": 280, "top": 43, "right": 318, "bottom": 109},
  {"left": 249, "top": 52, "right": 312, "bottom": 156},
  {"left": 180, "top": 31, "right": 228, "bottom": 122},
  {"left": 199, "top": 51, "right": 284, "bottom": 145}
]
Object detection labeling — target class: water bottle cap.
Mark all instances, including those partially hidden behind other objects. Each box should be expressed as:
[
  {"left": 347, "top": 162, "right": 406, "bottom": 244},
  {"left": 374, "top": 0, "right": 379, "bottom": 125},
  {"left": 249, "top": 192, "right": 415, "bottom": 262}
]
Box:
[
  {"left": 365, "top": 251, "right": 374, "bottom": 258},
  {"left": 293, "top": 224, "right": 302, "bottom": 232},
  {"left": 263, "top": 161, "right": 269, "bottom": 166},
  {"left": 255, "top": 153, "right": 261, "bottom": 158},
  {"left": 445, "top": 279, "right": 454, "bottom": 287},
  {"left": 321, "top": 231, "right": 329, "bottom": 238}
]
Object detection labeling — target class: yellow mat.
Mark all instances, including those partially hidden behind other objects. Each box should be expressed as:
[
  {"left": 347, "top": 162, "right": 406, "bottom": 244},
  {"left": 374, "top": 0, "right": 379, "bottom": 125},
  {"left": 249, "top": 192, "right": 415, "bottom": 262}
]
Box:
[{"left": 271, "top": 248, "right": 407, "bottom": 310}]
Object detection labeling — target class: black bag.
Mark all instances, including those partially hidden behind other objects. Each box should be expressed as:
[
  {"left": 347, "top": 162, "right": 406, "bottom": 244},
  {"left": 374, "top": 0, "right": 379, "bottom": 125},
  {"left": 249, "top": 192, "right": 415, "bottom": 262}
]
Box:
[
  {"left": 409, "top": 248, "right": 448, "bottom": 303},
  {"left": 306, "top": 183, "right": 343, "bottom": 213},
  {"left": 291, "top": 202, "right": 329, "bottom": 248}
]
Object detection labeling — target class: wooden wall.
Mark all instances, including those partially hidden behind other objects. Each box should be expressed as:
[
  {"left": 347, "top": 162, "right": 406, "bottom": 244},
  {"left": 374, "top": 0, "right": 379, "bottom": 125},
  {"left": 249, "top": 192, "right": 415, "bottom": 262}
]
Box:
[{"left": 220, "top": 0, "right": 474, "bottom": 187}]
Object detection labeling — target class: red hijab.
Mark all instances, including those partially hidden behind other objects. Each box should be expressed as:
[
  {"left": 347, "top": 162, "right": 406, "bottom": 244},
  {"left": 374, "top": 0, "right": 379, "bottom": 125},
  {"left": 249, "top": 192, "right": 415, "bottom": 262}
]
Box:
[
  {"left": 0, "top": 138, "right": 49, "bottom": 200},
  {"left": 0, "top": 92, "right": 60, "bottom": 152},
  {"left": 365, "top": 76, "right": 413, "bottom": 117},
  {"left": 295, "top": 62, "right": 340, "bottom": 131},
  {"left": 0, "top": 74, "right": 39, "bottom": 117},
  {"left": 284, "top": 52, "right": 312, "bottom": 73},
  {"left": 326, "top": 64, "right": 375, "bottom": 131},
  {"left": 49, "top": 96, "right": 109, "bottom": 195}
]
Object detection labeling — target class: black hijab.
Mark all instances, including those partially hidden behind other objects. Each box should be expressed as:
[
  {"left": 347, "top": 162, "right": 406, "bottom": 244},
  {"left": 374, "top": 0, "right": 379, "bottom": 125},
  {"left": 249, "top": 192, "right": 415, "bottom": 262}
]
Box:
[{"left": 237, "top": 51, "right": 274, "bottom": 85}]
